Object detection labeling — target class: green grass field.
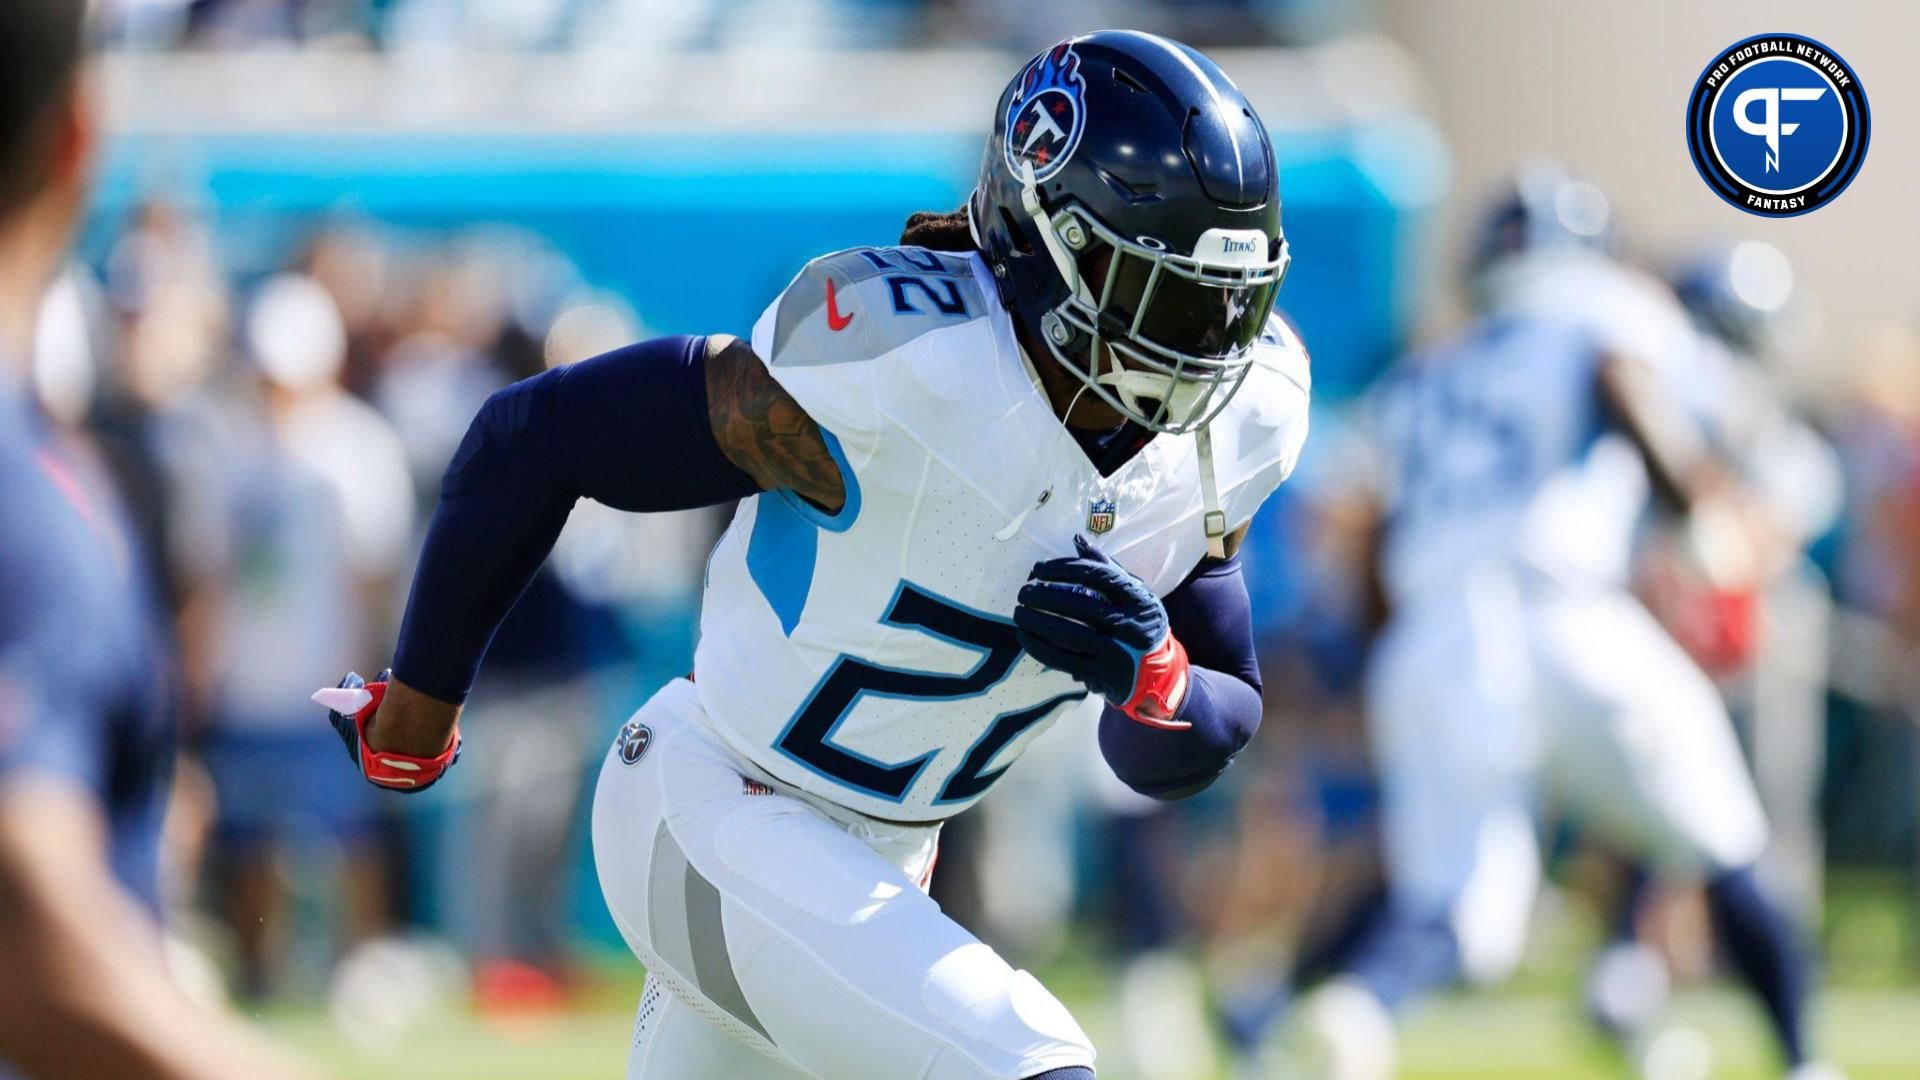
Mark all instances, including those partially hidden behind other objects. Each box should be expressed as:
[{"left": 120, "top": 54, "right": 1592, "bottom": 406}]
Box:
[
  {"left": 263, "top": 977, "right": 1920, "bottom": 1079},
  {"left": 258, "top": 874, "right": 1920, "bottom": 1078}
]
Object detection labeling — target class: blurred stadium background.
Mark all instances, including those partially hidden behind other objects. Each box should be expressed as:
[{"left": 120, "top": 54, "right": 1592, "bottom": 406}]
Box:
[{"left": 31, "top": 0, "right": 1920, "bottom": 1076}]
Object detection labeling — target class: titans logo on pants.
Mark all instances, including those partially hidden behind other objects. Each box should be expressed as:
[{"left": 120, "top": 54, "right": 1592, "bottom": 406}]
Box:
[
  {"left": 1686, "top": 33, "right": 1869, "bottom": 218},
  {"left": 1004, "top": 43, "right": 1088, "bottom": 182},
  {"left": 617, "top": 719, "right": 653, "bottom": 766}
]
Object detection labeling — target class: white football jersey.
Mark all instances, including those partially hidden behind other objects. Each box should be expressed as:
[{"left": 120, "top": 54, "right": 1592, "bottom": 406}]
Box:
[
  {"left": 1373, "top": 251, "right": 1701, "bottom": 603},
  {"left": 692, "top": 245, "right": 1310, "bottom": 822}
]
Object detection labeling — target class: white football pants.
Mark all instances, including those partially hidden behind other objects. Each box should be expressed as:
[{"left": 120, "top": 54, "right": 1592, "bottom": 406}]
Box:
[
  {"left": 1367, "top": 565, "right": 1770, "bottom": 984},
  {"left": 591, "top": 678, "right": 1097, "bottom": 1079}
]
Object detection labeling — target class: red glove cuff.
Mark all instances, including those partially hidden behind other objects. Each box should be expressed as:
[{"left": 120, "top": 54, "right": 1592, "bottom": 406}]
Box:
[
  {"left": 352, "top": 681, "right": 462, "bottom": 790},
  {"left": 1118, "top": 633, "right": 1192, "bottom": 729}
]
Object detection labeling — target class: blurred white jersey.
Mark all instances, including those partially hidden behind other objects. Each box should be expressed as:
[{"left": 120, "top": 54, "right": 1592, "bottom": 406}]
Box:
[
  {"left": 1363, "top": 254, "right": 1769, "bottom": 979},
  {"left": 1372, "top": 252, "right": 1699, "bottom": 603},
  {"left": 693, "top": 245, "right": 1311, "bottom": 822},
  {"left": 1665, "top": 334, "right": 1844, "bottom": 548}
]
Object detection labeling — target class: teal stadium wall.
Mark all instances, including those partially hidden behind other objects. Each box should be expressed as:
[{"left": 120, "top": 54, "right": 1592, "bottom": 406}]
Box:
[{"left": 91, "top": 123, "right": 1445, "bottom": 399}]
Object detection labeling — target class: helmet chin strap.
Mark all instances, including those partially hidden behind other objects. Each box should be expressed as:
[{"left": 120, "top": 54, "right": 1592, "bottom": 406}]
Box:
[
  {"left": 1195, "top": 425, "right": 1227, "bottom": 558},
  {"left": 1019, "top": 162, "right": 1089, "bottom": 303},
  {"left": 1096, "top": 364, "right": 1206, "bottom": 428},
  {"left": 1095, "top": 362, "right": 1228, "bottom": 558}
]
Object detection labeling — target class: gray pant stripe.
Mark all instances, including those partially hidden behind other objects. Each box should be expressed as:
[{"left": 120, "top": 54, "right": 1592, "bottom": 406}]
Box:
[
  {"left": 647, "top": 822, "right": 695, "bottom": 979},
  {"left": 685, "top": 860, "right": 770, "bottom": 1040},
  {"left": 650, "top": 821, "right": 771, "bottom": 1041}
]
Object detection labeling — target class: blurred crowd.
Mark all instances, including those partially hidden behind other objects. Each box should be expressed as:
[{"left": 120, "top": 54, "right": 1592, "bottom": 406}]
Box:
[
  {"left": 25, "top": 182, "right": 1920, "bottom": 1072},
  {"left": 33, "top": 201, "right": 723, "bottom": 1025},
  {"left": 104, "top": 0, "right": 1346, "bottom": 52}
]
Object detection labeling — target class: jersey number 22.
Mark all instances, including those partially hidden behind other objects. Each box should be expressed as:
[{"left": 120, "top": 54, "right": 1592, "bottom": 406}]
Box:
[{"left": 773, "top": 583, "right": 1084, "bottom": 805}]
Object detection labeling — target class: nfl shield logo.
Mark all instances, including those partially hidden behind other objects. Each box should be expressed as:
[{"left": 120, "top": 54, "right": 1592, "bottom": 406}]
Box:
[{"left": 1087, "top": 497, "right": 1117, "bottom": 535}]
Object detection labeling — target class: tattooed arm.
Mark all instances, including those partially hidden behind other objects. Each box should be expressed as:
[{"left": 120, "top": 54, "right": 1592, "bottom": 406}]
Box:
[
  {"left": 367, "top": 334, "right": 841, "bottom": 757},
  {"left": 704, "top": 334, "right": 845, "bottom": 512}
]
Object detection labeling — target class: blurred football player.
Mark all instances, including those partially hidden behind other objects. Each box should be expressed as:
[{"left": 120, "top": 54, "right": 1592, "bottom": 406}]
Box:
[
  {"left": 1578, "top": 239, "right": 1844, "bottom": 1064},
  {"left": 1664, "top": 240, "right": 1841, "bottom": 561},
  {"left": 316, "top": 31, "right": 1310, "bottom": 1080},
  {"left": 1286, "top": 164, "right": 1832, "bottom": 1080},
  {"left": 0, "top": 4, "right": 327, "bottom": 1077}
]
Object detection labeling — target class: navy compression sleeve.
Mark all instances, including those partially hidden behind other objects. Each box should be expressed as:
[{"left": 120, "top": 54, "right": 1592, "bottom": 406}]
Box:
[
  {"left": 393, "top": 335, "right": 760, "bottom": 703},
  {"left": 1098, "top": 554, "right": 1264, "bottom": 800}
]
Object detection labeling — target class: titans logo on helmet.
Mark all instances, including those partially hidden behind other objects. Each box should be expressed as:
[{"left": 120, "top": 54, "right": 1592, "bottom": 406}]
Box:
[
  {"left": 1003, "top": 43, "right": 1089, "bottom": 182},
  {"left": 1686, "top": 33, "right": 1869, "bottom": 218}
]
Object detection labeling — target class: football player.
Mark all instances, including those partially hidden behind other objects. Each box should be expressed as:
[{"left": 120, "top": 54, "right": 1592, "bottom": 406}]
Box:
[
  {"left": 1665, "top": 240, "right": 1841, "bottom": 558},
  {"left": 1576, "top": 240, "right": 1843, "bottom": 1066},
  {"left": 317, "top": 31, "right": 1310, "bottom": 1079},
  {"left": 0, "top": 5, "right": 328, "bottom": 1078},
  {"left": 1286, "top": 163, "right": 1832, "bottom": 1080}
]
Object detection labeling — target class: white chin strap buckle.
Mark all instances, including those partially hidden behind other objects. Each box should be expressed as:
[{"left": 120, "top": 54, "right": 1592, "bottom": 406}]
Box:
[{"left": 1096, "top": 362, "right": 1208, "bottom": 430}]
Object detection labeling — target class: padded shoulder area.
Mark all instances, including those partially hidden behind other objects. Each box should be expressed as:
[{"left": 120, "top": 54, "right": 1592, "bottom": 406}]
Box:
[
  {"left": 761, "top": 247, "right": 991, "bottom": 369},
  {"left": 1252, "top": 312, "right": 1311, "bottom": 397},
  {"left": 1208, "top": 312, "right": 1312, "bottom": 523}
]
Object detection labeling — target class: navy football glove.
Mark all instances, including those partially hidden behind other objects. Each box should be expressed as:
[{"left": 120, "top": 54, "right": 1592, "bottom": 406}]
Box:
[
  {"left": 313, "top": 669, "right": 463, "bottom": 792},
  {"left": 1014, "top": 536, "right": 1193, "bottom": 727}
]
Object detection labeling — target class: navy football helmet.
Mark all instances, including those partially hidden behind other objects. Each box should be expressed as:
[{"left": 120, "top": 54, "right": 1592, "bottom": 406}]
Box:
[
  {"left": 970, "top": 31, "right": 1289, "bottom": 436},
  {"left": 1670, "top": 240, "right": 1798, "bottom": 357}
]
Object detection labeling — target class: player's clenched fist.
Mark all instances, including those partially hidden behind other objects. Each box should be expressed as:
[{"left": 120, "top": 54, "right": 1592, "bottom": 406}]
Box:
[
  {"left": 313, "top": 669, "right": 463, "bottom": 792},
  {"left": 1014, "top": 535, "right": 1192, "bottom": 728}
]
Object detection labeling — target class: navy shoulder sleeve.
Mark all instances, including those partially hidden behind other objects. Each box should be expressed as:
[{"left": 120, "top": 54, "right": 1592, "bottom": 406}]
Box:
[
  {"left": 394, "top": 336, "right": 760, "bottom": 703},
  {"left": 1099, "top": 554, "right": 1264, "bottom": 800},
  {"left": 1163, "top": 554, "right": 1262, "bottom": 694}
]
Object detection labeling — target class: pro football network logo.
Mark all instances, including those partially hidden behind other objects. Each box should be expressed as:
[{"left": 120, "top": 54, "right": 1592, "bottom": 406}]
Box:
[
  {"left": 1685, "top": 33, "right": 1869, "bottom": 217},
  {"left": 1004, "top": 43, "right": 1088, "bottom": 182}
]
